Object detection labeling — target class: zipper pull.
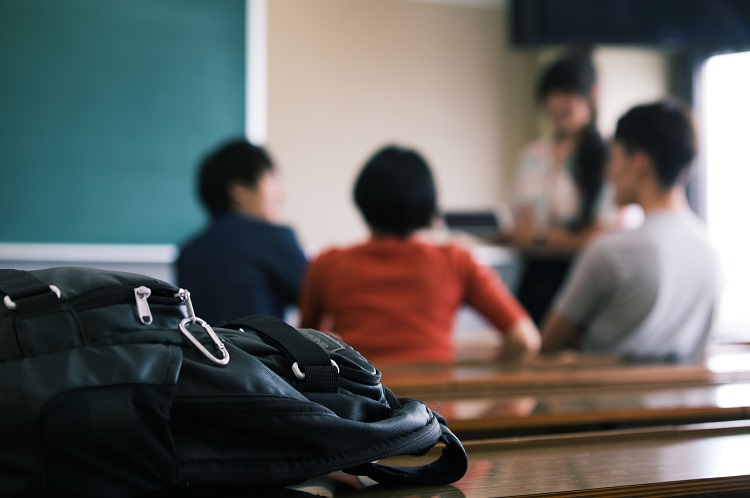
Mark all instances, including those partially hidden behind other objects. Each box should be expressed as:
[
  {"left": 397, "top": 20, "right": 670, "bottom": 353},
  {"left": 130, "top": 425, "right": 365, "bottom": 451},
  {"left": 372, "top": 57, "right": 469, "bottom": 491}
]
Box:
[
  {"left": 175, "top": 287, "right": 229, "bottom": 366},
  {"left": 175, "top": 288, "right": 196, "bottom": 322},
  {"left": 134, "top": 286, "right": 153, "bottom": 325}
]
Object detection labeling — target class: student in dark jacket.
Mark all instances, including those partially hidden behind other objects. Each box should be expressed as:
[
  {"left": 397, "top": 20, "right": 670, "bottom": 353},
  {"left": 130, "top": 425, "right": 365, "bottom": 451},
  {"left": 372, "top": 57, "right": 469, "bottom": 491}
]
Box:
[{"left": 177, "top": 139, "right": 307, "bottom": 324}]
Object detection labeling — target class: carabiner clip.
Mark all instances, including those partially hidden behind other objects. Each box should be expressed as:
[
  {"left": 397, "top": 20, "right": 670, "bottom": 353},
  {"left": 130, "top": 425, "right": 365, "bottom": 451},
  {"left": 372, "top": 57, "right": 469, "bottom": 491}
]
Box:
[{"left": 178, "top": 316, "right": 230, "bottom": 366}]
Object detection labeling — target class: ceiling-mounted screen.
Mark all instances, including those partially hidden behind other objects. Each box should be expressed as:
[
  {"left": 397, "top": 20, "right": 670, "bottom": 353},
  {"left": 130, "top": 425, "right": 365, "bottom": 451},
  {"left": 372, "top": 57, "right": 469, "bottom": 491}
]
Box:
[{"left": 510, "top": 0, "right": 750, "bottom": 49}]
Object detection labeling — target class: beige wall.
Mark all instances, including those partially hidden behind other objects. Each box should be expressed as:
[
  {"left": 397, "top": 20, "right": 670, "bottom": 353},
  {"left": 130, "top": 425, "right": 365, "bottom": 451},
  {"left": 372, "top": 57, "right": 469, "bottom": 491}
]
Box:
[
  {"left": 267, "top": 0, "right": 537, "bottom": 250},
  {"left": 594, "top": 48, "right": 671, "bottom": 138},
  {"left": 266, "top": 0, "right": 672, "bottom": 251}
]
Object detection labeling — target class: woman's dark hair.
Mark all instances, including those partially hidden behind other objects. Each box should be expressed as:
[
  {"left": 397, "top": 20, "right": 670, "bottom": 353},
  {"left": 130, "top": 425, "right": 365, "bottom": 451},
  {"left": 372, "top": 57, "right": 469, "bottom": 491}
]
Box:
[
  {"left": 614, "top": 99, "right": 697, "bottom": 189},
  {"left": 539, "top": 52, "right": 607, "bottom": 230},
  {"left": 198, "top": 138, "right": 274, "bottom": 217},
  {"left": 537, "top": 52, "right": 597, "bottom": 102},
  {"left": 354, "top": 145, "right": 437, "bottom": 237}
]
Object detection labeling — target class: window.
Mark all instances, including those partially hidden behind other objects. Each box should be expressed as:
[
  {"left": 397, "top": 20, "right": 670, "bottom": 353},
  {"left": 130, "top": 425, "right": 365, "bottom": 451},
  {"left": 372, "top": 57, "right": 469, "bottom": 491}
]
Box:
[{"left": 703, "top": 50, "right": 750, "bottom": 341}]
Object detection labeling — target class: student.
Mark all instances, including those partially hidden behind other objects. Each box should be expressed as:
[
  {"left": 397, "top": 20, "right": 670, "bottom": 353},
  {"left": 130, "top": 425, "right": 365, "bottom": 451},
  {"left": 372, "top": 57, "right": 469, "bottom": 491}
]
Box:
[
  {"left": 298, "top": 145, "right": 541, "bottom": 364},
  {"left": 542, "top": 100, "right": 722, "bottom": 363},
  {"left": 177, "top": 139, "right": 307, "bottom": 324},
  {"left": 505, "top": 52, "right": 609, "bottom": 327}
]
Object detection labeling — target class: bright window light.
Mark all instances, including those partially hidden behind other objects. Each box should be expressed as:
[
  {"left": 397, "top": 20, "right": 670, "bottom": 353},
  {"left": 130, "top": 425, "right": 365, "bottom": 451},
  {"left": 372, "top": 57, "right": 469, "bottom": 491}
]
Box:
[{"left": 704, "top": 51, "right": 750, "bottom": 342}]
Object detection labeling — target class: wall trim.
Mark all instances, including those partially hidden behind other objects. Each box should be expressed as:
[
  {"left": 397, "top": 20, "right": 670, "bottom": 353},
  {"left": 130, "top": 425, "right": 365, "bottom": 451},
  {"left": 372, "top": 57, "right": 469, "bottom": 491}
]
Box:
[
  {"left": 246, "top": 0, "right": 268, "bottom": 145},
  {"left": 0, "top": 243, "right": 177, "bottom": 263}
]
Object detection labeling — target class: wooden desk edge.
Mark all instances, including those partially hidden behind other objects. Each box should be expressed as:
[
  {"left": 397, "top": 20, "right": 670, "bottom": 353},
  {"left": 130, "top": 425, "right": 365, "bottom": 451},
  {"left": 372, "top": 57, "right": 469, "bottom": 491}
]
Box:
[
  {"left": 447, "top": 406, "right": 749, "bottom": 433},
  {"left": 461, "top": 419, "right": 750, "bottom": 452},
  {"left": 386, "top": 370, "right": 750, "bottom": 399},
  {"left": 507, "top": 475, "right": 750, "bottom": 498}
]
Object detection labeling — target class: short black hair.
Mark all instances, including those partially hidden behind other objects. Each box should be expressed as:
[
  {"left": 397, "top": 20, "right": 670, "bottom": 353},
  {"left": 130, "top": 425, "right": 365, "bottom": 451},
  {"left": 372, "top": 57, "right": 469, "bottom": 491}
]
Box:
[
  {"left": 614, "top": 100, "right": 697, "bottom": 189},
  {"left": 537, "top": 52, "right": 597, "bottom": 101},
  {"left": 198, "top": 138, "right": 274, "bottom": 217},
  {"left": 354, "top": 145, "right": 437, "bottom": 237}
]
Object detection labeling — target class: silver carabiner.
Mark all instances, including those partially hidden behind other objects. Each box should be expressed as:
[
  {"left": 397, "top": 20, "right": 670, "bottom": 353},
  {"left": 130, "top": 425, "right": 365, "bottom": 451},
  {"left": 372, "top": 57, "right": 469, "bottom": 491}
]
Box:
[{"left": 179, "top": 316, "right": 230, "bottom": 366}]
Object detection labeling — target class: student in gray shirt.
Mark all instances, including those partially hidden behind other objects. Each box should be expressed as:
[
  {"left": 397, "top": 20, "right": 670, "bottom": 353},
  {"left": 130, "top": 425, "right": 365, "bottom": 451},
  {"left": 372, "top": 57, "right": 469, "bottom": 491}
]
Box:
[{"left": 542, "top": 100, "right": 722, "bottom": 363}]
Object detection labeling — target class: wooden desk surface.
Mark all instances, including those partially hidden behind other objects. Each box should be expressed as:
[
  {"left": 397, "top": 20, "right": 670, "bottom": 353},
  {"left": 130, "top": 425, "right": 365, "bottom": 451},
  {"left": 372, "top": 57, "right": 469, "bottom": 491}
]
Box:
[
  {"left": 380, "top": 349, "right": 750, "bottom": 399},
  {"left": 429, "top": 382, "right": 750, "bottom": 438},
  {"left": 283, "top": 421, "right": 750, "bottom": 497}
]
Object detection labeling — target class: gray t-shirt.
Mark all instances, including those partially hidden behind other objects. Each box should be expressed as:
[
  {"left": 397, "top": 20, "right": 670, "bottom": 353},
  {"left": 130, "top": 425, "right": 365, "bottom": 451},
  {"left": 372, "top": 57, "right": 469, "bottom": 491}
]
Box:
[{"left": 554, "top": 210, "right": 722, "bottom": 362}]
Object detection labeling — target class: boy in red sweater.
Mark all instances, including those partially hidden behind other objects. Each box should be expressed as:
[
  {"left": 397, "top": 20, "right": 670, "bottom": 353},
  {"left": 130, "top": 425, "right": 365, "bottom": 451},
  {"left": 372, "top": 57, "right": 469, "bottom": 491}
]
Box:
[{"left": 298, "top": 145, "right": 540, "bottom": 364}]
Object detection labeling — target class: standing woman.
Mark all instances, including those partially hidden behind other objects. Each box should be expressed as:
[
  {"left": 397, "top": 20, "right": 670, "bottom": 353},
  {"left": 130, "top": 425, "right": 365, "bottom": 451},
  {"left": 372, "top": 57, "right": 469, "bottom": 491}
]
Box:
[{"left": 507, "top": 52, "right": 608, "bottom": 326}]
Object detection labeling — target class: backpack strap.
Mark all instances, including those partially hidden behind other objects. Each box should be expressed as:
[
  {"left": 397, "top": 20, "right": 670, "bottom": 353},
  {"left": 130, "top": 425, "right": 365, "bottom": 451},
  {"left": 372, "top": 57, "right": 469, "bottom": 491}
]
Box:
[
  {"left": 345, "top": 422, "right": 469, "bottom": 485},
  {"left": 0, "top": 269, "right": 63, "bottom": 315},
  {"left": 221, "top": 315, "right": 339, "bottom": 393}
]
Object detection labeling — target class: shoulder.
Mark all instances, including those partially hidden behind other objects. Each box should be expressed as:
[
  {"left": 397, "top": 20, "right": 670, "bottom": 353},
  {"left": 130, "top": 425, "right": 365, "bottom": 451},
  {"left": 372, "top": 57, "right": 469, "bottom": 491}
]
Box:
[
  {"left": 232, "top": 216, "right": 302, "bottom": 245},
  {"left": 268, "top": 223, "right": 303, "bottom": 245},
  {"left": 679, "top": 212, "right": 713, "bottom": 241},
  {"left": 423, "top": 241, "right": 484, "bottom": 274},
  {"left": 177, "top": 220, "right": 220, "bottom": 258},
  {"left": 669, "top": 213, "right": 721, "bottom": 265},
  {"left": 575, "top": 230, "right": 631, "bottom": 269},
  {"left": 633, "top": 212, "right": 711, "bottom": 251},
  {"left": 308, "top": 243, "right": 363, "bottom": 270},
  {"left": 311, "top": 245, "right": 345, "bottom": 262},
  {"left": 408, "top": 235, "right": 474, "bottom": 259},
  {"left": 308, "top": 244, "right": 341, "bottom": 263},
  {"left": 577, "top": 224, "right": 670, "bottom": 282},
  {"left": 441, "top": 241, "right": 476, "bottom": 261}
]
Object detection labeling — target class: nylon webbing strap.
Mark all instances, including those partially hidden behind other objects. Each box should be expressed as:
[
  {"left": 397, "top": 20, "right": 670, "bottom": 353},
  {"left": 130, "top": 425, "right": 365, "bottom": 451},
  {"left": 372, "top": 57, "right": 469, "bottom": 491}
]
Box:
[
  {"left": 0, "top": 269, "right": 62, "bottom": 315},
  {"left": 222, "top": 315, "right": 339, "bottom": 393},
  {"left": 345, "top": 422, "right": 469, "bottom": 485}
]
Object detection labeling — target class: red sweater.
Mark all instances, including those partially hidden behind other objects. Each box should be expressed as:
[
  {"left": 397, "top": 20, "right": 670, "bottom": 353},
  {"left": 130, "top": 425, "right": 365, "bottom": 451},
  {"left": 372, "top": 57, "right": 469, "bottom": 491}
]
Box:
[{"left": 298, "top": 237, "right": 527, "bottom": 364}]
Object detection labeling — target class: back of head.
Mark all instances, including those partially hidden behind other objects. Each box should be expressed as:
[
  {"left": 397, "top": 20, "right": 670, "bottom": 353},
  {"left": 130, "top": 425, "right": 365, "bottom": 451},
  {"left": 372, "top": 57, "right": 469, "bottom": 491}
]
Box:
[
  {"left": 537, "top": 51, "right": 597, "bottom": 101},
  {"left": 614, "top": 99, "right": 697, "bottom": 189},
  {"left": 354, "top": 145, "right": 437, "bottom": 237},
  {"left": 198, "top": 138, "right": 274, "bottom": 217}
]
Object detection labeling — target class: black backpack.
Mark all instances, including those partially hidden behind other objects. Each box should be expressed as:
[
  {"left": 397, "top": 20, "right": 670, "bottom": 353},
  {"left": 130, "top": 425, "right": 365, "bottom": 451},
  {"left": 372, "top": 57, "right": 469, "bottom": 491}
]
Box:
[{"left": 0, "top": 267, "right": 467, "bottom": 497}]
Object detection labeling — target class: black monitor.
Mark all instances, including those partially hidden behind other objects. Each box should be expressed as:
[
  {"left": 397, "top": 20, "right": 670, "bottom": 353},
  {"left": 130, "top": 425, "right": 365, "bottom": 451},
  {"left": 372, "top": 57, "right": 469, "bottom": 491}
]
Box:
[{"left": 443, "top": 210, "right": 502, "bottom": 240}]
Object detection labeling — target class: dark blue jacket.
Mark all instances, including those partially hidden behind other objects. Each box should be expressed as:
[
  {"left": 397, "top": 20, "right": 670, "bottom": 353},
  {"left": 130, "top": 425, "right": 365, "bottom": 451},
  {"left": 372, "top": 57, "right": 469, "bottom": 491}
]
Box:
[{"left": 177, "top": 213, "right": 307, "bottom": 324}]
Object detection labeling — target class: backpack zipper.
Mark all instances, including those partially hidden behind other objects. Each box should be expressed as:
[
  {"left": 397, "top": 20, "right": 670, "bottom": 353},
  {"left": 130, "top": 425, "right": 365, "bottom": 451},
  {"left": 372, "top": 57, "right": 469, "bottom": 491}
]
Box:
[
  {"left": 66, "top": 284, "right": 182, "bottom": 324},
  {"left": 134, "top": 286, "right": 153, "bottom": 324}
]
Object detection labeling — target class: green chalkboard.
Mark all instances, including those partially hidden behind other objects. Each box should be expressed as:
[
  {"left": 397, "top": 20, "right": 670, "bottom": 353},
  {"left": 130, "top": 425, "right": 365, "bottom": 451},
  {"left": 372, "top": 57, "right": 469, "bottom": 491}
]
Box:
[{"left": 0, "top": 0, "right": 245, "bottom": 245}]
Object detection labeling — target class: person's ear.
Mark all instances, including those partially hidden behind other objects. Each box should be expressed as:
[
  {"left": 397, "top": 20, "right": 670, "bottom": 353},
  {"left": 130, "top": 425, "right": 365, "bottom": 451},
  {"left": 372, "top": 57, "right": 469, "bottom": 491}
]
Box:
[
  {"left": 631, "top": 149, "right": 652, "bottom": 180},
  {"left": 227, "top": 181, "right": 256, "bottom": 207}
]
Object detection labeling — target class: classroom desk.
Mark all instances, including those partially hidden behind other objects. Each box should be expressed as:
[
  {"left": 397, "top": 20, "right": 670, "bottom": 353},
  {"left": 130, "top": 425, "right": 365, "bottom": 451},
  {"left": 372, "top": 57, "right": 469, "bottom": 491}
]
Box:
[
  {"left": 283, "top": 421, "right": 750, "bottom": 497},
  {"left": 426, "top": 382, "right": 750, "bottom": 438},
  {"left": 380, "top": 349, "right": 750, "bottom": 399}
]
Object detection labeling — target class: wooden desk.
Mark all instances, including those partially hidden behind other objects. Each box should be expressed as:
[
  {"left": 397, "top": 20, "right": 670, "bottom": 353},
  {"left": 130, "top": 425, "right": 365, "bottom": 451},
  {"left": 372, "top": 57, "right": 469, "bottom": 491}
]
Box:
[
  {"left": 380, "top": 349, "right": 750, "bottom": 399},
  {"left": 428, "top": 382, "right": 750, "bottom": 438},
  {"left": 283, "top": 421, "right": 750, "bottom": 497}
]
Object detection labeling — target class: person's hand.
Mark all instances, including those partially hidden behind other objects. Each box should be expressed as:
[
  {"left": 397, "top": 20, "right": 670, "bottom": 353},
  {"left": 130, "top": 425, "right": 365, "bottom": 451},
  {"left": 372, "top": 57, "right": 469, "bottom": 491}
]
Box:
[
  {"left": 498, "top": 317, "right": 541, "bottom": 362},
  {"left": 509, "top": 222, "right": 545, "bottom": 251},
  {"left": 544, "top": 227, "right": 572, "bottom": 253}
]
